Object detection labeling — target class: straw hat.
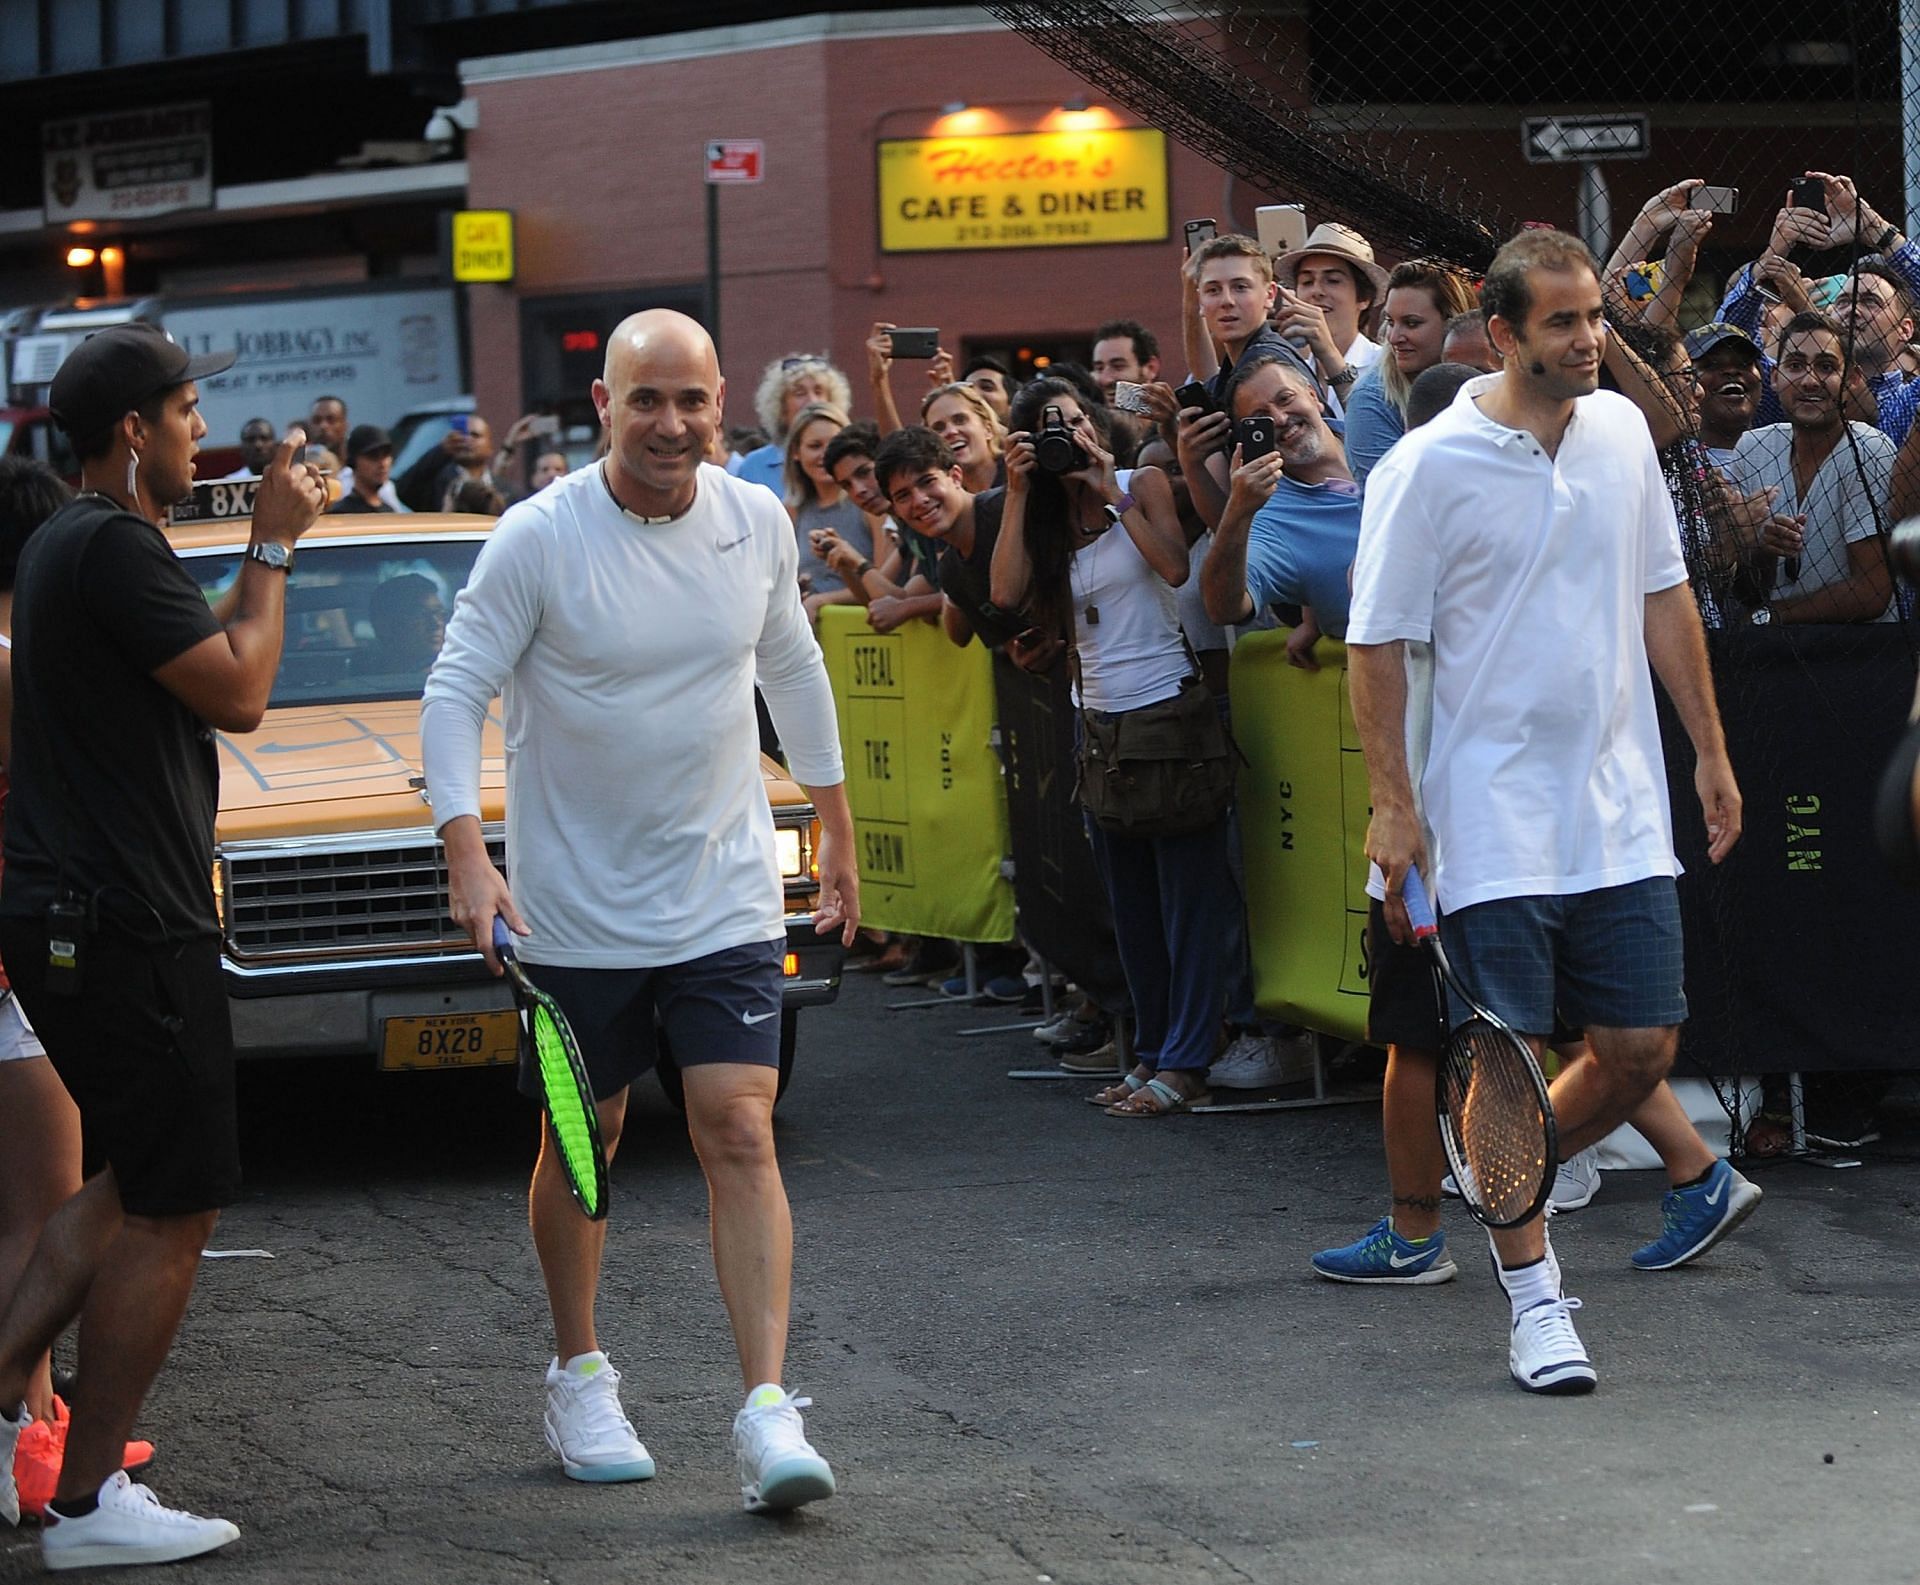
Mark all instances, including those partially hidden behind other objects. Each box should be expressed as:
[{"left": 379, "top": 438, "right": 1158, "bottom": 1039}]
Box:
[{"left": 1274, "top": 222, "right": 1390, "bottom": 298}]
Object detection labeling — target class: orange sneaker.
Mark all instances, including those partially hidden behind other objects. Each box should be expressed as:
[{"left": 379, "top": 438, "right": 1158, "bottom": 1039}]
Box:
[{"left": 12, "top": 1414, "right": 60, "bottom": 1522}]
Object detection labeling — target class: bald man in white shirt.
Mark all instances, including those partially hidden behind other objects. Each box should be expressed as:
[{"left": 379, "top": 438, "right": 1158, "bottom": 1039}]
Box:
[{"left": 423, "top": 310, "right": 857, "bottom": 1513}]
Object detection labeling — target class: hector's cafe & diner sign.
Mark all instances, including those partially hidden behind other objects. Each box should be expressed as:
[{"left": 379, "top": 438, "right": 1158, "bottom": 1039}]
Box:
[{"left": 877, "top": 128, "right": 1169, "bottom": 252}]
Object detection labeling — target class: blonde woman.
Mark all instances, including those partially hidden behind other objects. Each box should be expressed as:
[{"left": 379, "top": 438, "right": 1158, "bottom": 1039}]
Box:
[
  {"left": 1343, "top": 260, "right": 1479, "bottom": 491},
  {"left": 919, "top": 382, "right": 1005, "bottom": 493},
  {"left": 783, "top": 402, "right": 873, "bottom": 619}
]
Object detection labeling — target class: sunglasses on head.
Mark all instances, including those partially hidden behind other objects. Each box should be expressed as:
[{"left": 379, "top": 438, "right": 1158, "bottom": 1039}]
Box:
[{"left": 780, "top": 355, "right": 828, "bottom": 372}]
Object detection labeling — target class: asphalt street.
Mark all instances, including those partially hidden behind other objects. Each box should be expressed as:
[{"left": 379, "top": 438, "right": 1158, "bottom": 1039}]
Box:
[{"left": 4, "top": 972, "right": 1919, "bottom": 1584}]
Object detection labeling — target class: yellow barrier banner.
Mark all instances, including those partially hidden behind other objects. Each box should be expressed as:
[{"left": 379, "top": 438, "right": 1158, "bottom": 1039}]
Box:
[
  {"left": 1231, "top": 631, "right": 1373, "bottom": 1041},
  {"left": 819, "top": 606, "right": 1014, "bottom": 943}
]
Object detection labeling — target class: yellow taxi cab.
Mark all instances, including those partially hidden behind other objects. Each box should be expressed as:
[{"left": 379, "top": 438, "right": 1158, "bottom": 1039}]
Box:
[{"left": 168, "top": 479, "right": 841, "bottom": 1102}]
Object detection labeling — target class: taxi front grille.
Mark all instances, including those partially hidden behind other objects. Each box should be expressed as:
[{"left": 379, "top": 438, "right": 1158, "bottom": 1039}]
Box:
[{"left": 220, "top": 829, "right": 506, "bottom": 961}]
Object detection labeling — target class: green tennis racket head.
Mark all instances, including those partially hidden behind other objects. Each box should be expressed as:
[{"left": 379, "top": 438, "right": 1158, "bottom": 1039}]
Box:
[
  {"left": 496, "top": 920, "right": 609, "bottom": 1221},
  {"left": 529, "top": 1000, "right": 607, "bottom": 1219}
]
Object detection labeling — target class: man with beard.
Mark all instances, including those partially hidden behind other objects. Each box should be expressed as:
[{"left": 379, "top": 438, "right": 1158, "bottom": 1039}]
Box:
[
  {"left": 1732, "top": 311, "right": 1898, "bottom": 623},
  {"left": 1196, "top": 353, "right": 1361, "bottom": 635}
]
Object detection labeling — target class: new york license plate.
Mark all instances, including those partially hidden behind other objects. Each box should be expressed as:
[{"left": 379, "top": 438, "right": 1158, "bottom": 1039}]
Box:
[{"left": 379, "top": 1010, "right": 520, "bottom": 1072}]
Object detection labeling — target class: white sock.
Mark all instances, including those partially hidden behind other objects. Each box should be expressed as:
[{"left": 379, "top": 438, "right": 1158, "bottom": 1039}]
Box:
[{"left": 1500, "top": 1255, "right": 1559, "bottom": 1321}]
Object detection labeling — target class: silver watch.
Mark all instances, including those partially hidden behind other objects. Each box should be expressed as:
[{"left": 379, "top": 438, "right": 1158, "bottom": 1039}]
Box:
[{"left": 246, "top": 540, "right": 294, "bottom": 572}]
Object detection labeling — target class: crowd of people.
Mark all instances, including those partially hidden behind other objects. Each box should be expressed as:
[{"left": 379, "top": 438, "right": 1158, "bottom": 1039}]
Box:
[{"left": 0, "top": 160, "right": 1915, "bottom": 1569}]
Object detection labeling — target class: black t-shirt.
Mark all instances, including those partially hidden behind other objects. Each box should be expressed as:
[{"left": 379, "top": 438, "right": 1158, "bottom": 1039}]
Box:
[
  {"left": 1, "top": 496, "right": 225, "bottom": 939},
  {"left": 935, "top": 488, "right": 1028, "bottom": 649},
  {"left": 326, "top": 494, "right": 392, "bottom": 515}
]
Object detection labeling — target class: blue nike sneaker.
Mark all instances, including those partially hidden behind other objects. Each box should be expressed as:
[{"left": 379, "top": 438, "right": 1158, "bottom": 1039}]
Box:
[
  {"left": 1311, "top": 1216, "right": 1457, "bottom": 1284},
  {"left": 1630, "top": 1158, "right": 1763, "bottom": 1271}
]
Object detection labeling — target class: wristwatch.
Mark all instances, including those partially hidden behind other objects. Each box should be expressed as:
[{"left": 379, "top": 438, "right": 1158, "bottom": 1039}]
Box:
[
  {"left": 1102, "top": 491, "right": 1136, "bottom": 525},
  {"left": 1872, "top": 223, "right": 1901, "bottom": 254},
  {"left": 1327, "top": 365, "right": 1358, "bottom": 387},
  {"left": 247, "top": 540, "right": 294, "bottom": 572}
]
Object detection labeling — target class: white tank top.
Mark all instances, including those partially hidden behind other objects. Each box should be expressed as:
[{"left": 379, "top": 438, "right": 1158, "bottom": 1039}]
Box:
[{"left": 1070, "top": 519, "right": 1189, "bottom": 713}]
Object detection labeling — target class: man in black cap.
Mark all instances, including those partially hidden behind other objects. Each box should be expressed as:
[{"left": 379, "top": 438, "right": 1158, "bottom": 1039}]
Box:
[
  {"left": 1684, "top": 322, "right": 1765, "bottom": 468},
  {"left": 0, "top": 322, "right": 327, "bottom": 1568},
  {"left": 329, "top": 424, "right": 397, "bottom": 514}
]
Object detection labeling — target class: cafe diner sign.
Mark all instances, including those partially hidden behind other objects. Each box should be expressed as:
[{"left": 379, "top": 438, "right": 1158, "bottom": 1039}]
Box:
[{"left": 877, "top": 128, "right": 1169, "bottom": 253}]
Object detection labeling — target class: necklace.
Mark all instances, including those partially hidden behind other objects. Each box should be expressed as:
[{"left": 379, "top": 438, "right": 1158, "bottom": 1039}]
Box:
[{"left": 1071, "top": 531, "right": 1103, "bottom": 627}]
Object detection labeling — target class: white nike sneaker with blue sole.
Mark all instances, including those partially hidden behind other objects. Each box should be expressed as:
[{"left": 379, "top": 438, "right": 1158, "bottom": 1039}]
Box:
[{"left": 733, "top": 1386, "right": 836, "bottom": 1513}]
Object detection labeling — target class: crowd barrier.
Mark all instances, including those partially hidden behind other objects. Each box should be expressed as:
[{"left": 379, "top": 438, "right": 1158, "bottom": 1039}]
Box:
[
  {"left": 818, "top": 606, "right": 1014, "bottom": 944},
  {"left": 1229, "top": 632, "right": 1373, "bottom": 1044},
  {"left": 1670, "top": 624, "right": 1920, "bottom": 1076},
  {"left": 821, "top": 610, "right": 1918, "bottom": 1075}
]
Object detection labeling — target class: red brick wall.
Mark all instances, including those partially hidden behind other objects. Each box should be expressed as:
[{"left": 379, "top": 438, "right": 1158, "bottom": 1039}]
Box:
[{"left": 461, "top": 24, "right": 1256, "bottom": 430}]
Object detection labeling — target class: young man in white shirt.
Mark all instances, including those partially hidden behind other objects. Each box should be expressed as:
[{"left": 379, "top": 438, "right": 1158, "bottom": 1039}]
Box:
[
  {"left": 1346, "top": 229, "right": 1754, "bottom": 1396},
  {"left": 422, "top": 310, "right": 859, "bottom": 1513}
]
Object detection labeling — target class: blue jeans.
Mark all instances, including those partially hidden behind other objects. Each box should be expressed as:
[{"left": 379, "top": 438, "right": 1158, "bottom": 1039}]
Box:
[{"left": 1083, "top": 814, "right": 1233, "bottom": 1072}]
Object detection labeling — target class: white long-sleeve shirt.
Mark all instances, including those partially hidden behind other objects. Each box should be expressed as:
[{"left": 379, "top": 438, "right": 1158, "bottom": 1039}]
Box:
[{"left": 421, "top": 461, "right": 843, "bottom": 967}]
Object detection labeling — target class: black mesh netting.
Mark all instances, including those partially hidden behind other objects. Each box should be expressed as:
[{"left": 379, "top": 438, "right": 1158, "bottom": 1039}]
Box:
[{"left": 987, "top": 1, "right": 1920, "bottom": 1141}]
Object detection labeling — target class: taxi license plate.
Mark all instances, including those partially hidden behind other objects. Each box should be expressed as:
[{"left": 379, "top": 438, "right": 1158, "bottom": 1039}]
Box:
[{"left": 379, "top": 1010, "right": 520, "bottom": 1072}]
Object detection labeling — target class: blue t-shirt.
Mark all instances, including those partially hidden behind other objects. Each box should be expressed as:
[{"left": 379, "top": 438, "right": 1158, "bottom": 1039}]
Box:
[
  {"left": 1244, "top": 476, "right": 1364, "bottom": 636},
  {"left": 1341, "top": 366, "right": 1404, "bottom": 494},
  {"left": 726, "top": 441, "right": 785, "bottom": 496}
]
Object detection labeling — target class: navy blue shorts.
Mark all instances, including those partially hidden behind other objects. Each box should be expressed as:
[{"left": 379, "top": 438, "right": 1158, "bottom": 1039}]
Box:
[
  {"left": 516, "top": 941, "right": 783, "bottom": 1104},
  {"left": 1439, "top": 877, "right": 1686, "bottom": 1037}
]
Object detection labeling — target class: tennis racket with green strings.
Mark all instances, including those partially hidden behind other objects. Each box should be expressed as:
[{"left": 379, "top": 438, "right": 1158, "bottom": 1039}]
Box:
[
  {"left": 494, "top": 917, "right": 608, "bottom": 1221},
  {"left": 1402, "top": 864, "right": 1558, "bottom": 1230}
]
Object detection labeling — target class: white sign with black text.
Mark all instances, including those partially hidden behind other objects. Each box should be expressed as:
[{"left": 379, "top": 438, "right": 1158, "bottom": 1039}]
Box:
[{"left": 43, "top": 101, "right": 214, "bottom": 223}]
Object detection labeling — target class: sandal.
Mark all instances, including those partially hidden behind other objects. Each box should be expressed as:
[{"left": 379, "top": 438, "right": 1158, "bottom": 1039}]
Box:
[
  {"left": 1106, "top": 1076, "right": 1212, "bottom": 1118},
  {"left": 1086, "top": 1071, "right": 1149, "bottom": 1108}
]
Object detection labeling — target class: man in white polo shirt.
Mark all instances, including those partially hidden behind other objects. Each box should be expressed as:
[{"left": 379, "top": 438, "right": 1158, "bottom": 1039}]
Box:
[
  {"left": 1346, "top": 228, "right": 1753, "bottom": 1396},
  {"left": 422, "top": 309, "right": 857, "bottom": 1513}
]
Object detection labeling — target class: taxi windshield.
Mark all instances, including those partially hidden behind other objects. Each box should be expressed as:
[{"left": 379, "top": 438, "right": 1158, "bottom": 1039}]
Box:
[{"left": 186, "top": 538, "right": 483, "bottom": 707}]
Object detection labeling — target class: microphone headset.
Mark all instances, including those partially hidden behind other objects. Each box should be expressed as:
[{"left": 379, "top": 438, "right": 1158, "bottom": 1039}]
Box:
[{"left": 1529, "top": 361, "right": 1547, "bottom": 376}]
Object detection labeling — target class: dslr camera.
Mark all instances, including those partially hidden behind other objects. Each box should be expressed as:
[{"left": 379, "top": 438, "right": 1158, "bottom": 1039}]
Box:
[{"left": 1033, "top": 404, "right": 1089, "bottom": 475}]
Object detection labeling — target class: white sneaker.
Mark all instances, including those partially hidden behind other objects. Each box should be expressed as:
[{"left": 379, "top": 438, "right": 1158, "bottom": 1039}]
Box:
[
  {"left": 1, "top": 1402, "right": 24, "bottom": 1526},
  {"left": 40, "top": 1471, "right": 239, "bottom": 1571},
  {"left": 1508, "top": 1296, "right": 1597, "bottom": 1395},
  {"left": 1549, "top": 1149, "right": 1602, "bottom": 1212},
  {"left": 543, "top": 1352, "right": 656, "bottom": 1482},
  {"left": 732, "top": 1385, "right": 836, "bottom": 1514},
  {"left": 1209, "top": 1032, "right": 1315, "bottom": 1090}
]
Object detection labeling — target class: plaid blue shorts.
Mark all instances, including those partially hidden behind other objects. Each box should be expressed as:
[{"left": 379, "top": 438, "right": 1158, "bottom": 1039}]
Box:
[{"left": 1439, "top": 877, "right": 1687, "bottom": 1036}]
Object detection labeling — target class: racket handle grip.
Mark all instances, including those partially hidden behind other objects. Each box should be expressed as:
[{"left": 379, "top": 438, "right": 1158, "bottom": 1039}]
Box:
[
  {"left": 1400, "top": 863, "right": 1438, "bottom": 938},
  {"left": 490, "top": 915, "right": 513, "bottom": 958}
]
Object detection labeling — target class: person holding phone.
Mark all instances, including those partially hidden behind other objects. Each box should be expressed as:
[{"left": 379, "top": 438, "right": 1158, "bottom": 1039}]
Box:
[
  {"left": 1196, "top": 351, "right": 1362, "bottom": 662},
  {"left": 1270, "top": 222, "right": 1391, "bottom": 420},
  {"left": 988, "top": 379, "right": 1230, "bottom": 1117},
  {"left": 396, "top": 410, "right": 499, "bottom": 512}
]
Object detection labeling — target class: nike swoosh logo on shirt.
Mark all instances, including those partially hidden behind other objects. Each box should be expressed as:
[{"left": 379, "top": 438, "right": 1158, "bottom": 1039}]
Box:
[
  {"left": 742, "top": 1009, "right": 778, "bottom": 1026},
  {"left": 718, "top": 533, "right": 753, "bottom": 551}
]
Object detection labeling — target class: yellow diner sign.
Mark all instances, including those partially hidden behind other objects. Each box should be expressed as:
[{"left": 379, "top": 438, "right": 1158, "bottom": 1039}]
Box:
[
  {"left": 877, "top": 128, "right": 1169, "bottom": 253},
  {"left": 452, "top": 209, "right": 514, "bottom": 283}
]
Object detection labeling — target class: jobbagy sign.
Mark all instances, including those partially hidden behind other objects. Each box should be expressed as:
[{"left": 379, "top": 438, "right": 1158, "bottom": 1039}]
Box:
[{"left": 877, "top": 128, "right": 1169, "bottom": 253}]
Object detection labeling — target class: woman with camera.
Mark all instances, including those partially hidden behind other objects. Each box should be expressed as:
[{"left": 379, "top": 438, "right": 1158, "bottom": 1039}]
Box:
[{"left": 989, "top": 380, "right": 1233, "bottom": 1116}]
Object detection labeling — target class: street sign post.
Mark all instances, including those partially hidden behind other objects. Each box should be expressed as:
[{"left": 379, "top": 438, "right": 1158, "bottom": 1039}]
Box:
[
  {"left": 1521, "top": 116, "right": 1649, "bottom": 260},
  {"left": 703, "top": 141, "right": 764, "bottom": 358}
]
